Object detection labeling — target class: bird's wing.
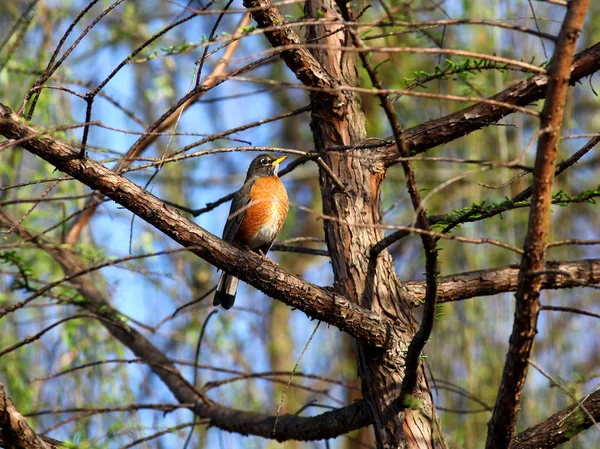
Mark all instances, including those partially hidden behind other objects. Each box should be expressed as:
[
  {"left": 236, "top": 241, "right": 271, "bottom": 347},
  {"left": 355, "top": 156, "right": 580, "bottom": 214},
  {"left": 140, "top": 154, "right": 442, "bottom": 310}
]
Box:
[{"left": 222, "top": 179, "right": 255, "bottom": 243}]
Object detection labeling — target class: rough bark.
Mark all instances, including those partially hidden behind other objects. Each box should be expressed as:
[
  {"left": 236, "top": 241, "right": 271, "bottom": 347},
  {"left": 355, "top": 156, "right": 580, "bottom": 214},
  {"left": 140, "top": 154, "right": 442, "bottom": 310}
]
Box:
[
  {"left": 0, "top": 207, "right": 372, "bottom": 442},
  {"left": 405, "top": 259, "right": 600, "bottom": 303},
  {"left": 1, "top": 3, "right": 599, "bottom": 447},
  {"left": 302, "top": 1, "right": 446, "bottom": 447},
  {"left": 4, "top": 100, "right": 599, "bottom": 444},
  {"left": 385, "top": 40, "right": 600, "bottom": 161},
  {"left": 0, "top": 101, "right": 401, "bottom": 349},
  {"left": 486, "top": 1, "right": 590, "bottom": 447},
  {"left": 0, "top": 383, "right": 57, "bottom": 449},
  {"left": 510, "top": 387, "right": 600, "bottom": 449}
]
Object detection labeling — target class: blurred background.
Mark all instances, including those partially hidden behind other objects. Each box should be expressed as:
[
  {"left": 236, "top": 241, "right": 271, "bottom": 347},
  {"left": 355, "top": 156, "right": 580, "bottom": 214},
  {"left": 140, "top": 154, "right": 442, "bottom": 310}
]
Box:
[{"left": 0, "top": 0, "right": 598, "bottom": 447}]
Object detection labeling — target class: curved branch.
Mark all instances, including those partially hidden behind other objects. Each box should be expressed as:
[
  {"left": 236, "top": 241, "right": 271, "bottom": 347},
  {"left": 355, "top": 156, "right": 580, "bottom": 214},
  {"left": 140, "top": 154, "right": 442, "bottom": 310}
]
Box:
[
  {"left": 0, "top": 207, "right": 371, "bottom": 441},
  {"left": 63, "top": 14, "right": 253, "bottom": 246},
  {"left": 192, "top": 400, "right": 370, "bottom": 441},
  {"left": 1, "top": 109, "right": 597, "bottom": 444}
]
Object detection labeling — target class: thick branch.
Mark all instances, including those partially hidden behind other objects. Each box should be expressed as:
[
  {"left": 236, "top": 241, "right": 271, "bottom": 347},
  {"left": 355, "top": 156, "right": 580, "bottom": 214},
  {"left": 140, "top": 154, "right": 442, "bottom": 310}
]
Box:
[
  {"left": 243, "top": 0, "right": 337, "bottom": 92},
  {"left": 511, "top": 387, "right": 600, "bottom": 449},
  {"left": 0, "top": 102, "right": 397, "bottom": 349},
  {"left": 404, "top": 259, "right": 600, "bottom": 303},
  {"left": 0, "top": 208, "right": 372, "bottom": 441},
  {"left": 0, "top": 383, "right": 58, "bottom": 449},
  {"left": 302, "top": 0, "right": 448, "bottom": 446},
  {"left": 486, "top": 2, "right": 590, "bottom": 447},
  {"left": 383, "top": 40, "right": 600, "bottom": 162},
  {"left": 245, "top": 0, "right": 600, "bottom": 162}
]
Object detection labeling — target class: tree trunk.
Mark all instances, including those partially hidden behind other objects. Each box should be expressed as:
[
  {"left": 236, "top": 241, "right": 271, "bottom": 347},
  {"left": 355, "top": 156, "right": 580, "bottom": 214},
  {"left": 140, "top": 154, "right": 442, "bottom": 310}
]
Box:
[{"left": 305, "top": 1, "right": 447, "bottom": 447}]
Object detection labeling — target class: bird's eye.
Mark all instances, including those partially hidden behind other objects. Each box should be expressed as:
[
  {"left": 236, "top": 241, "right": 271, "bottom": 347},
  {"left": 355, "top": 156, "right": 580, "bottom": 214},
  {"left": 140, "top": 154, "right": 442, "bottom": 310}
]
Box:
[{"left": 260, "top": 158, "right": 269, "bottom": 166}]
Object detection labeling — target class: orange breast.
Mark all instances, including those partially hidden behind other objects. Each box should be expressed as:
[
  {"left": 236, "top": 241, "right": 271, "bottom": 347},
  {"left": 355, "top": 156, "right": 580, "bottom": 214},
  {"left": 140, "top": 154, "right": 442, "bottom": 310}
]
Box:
[{"left": 235, "top": 176, "right": 288, "bottom": 248}]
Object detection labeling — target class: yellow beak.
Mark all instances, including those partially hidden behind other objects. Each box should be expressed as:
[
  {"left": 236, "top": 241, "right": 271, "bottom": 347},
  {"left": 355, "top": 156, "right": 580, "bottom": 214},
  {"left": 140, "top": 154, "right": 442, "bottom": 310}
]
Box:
[{"left": 272, "top": 156, "right": 287, "bottom": 166}]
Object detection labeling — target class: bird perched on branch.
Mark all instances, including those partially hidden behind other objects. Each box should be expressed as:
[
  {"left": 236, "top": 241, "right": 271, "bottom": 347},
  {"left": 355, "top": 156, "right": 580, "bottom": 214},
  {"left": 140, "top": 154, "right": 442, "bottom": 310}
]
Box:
[{"left": 213, "top": 154, "right": 289, "bottom": 309}]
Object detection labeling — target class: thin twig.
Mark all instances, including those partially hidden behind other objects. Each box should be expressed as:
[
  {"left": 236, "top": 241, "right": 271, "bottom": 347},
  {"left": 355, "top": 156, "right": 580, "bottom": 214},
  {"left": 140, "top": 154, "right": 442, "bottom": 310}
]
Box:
[
  {"left": 272, "top": 321, "right": 321, "bottom": 437},
  {"left": 528, "top": 359, "right": 600, "bottom": 431}
]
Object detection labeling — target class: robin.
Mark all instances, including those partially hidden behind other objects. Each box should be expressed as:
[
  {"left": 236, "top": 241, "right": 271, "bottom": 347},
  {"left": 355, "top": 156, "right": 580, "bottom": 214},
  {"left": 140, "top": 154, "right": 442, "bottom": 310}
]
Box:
[{"left": 213, "top": 154, "right": 289, "bottom": 309}]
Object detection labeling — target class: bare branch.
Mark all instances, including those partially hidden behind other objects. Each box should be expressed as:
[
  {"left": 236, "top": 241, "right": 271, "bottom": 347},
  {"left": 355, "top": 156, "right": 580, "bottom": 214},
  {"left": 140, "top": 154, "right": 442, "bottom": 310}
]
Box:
[
  {"left": 486, "top": 2, "right": 591, "bottom": 447},
  {"left": 383, "top": 40, "right": 600, "bottom": 163},
  {"left": 404, "top": 259, "right": 600, "bottom": 303},
  {"left": 63, "top": 13, "right": 253, "bottom": 246},
  {"left": 511, "top": 387, "right": 600, "bottom": 448},
  {"left": 0, "top": 207, "right": 372, "bottom": 441},
  {"left": 528, "top": 359, "right": 600, "bottom": 430},
  {"left": 243, "top": 0, "right": 337, "bottom": 93},
  {"left": 540, "top": 305, "right": 600, "bottom": 319}
]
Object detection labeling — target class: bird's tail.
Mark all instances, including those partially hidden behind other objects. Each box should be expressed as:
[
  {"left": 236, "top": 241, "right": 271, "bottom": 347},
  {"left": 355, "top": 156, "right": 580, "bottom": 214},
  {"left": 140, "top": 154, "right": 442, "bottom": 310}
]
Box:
[{"left": 213, "top": 273, "right": 238, "bottom": 309}]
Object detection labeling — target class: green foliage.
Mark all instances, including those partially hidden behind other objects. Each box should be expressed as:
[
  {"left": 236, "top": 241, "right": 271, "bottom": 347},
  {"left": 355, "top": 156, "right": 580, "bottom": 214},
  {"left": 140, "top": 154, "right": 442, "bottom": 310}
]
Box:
[
  {"left": 402, "top": 393, "right": 424, "bottom": 410},
  {"left": 434, "top": 304, "right": 444, "bottom": 321},
  {"left": 141, "top": 31, "right": 237, "bottom": 62},
  {"left": 1, "top": 1, "right": 598, "bottom": 448},
  {"left": 404, "top": 58, "right": 516, "bottom": 89},
  {"left": 552, "top": 186, "right": 599, "bottom": 206},
  {"left": 241, "top": 25, "right": 257, "bottom": 34},
  {"left": 564, "top": 410, "right": 587, "bottom": 438},
  {"left": 434, "top": 186, "right": 600, "bottom": 229},
  {"left": 0, "top": 250, "right": 33, "bottom": 289},
  {"left": 72, "top": 243, "right": 108, "bottom": 264}
]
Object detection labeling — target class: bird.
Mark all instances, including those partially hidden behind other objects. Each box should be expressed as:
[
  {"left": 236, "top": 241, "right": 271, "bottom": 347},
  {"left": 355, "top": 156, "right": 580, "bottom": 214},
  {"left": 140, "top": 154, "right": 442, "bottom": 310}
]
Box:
[{"left": 213, "top": 154, "right": 289, "bottom": 309}]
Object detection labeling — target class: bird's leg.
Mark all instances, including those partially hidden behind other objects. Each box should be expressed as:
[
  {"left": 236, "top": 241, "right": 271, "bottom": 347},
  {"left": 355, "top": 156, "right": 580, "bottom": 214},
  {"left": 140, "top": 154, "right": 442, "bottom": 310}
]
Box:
[
  {"left": 257, "top": 250, "right": 269, "bottom": 270},
  {"left": 253, "top": 248, "right": 272, "bottom": 272}
]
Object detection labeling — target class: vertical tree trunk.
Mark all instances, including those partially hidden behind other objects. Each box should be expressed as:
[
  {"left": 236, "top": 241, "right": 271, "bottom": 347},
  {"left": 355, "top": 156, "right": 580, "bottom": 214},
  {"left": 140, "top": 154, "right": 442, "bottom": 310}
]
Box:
[{"left": 305, "top": 1, "right": 447, "bottom": 448}]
